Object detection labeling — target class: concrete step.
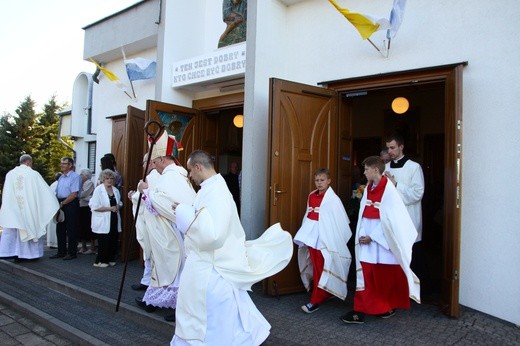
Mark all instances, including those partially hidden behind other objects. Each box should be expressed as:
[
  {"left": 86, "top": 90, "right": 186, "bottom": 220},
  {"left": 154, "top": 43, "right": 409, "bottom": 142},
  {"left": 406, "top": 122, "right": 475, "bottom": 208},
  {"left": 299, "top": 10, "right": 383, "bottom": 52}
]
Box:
[{"left": 0, "top": 258, "right": 174, "bottom": 345}]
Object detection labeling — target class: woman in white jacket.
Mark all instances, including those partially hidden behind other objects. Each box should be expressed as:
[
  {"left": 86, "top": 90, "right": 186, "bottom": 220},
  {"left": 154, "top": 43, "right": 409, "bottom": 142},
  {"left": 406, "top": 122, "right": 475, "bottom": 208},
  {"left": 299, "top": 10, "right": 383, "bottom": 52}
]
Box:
[{"left": 89, "top": 169, "right": 122, "bottom": 268}]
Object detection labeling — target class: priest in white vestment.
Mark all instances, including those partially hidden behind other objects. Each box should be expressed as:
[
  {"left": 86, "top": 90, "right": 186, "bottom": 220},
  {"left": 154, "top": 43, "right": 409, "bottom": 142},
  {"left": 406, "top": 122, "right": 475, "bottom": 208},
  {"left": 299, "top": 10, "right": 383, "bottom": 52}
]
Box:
[
  {"left": 134, "top": 132, "right": 196, "bottom": 313},
  {"left": 384, "top": 135, "right": 425, "bottom": 242},
  {"left": 129, "top": 155, "right": 158, "bottom": 291},
  {"left": 46, "top": 172, "right": 61, "bottom": 248},
  {"left": 171, "top": 150, "right": 293, "bottom": 346},
  {"left": 0, "top": 155, "right": 59, "bottom": 260}
]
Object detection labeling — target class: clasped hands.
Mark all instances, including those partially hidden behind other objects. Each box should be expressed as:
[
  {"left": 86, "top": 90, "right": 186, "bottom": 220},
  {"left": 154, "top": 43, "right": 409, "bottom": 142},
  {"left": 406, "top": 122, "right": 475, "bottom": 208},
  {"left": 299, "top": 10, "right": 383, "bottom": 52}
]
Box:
[{"left": 359, "top": 236, "right": 372, "bottom": 245}]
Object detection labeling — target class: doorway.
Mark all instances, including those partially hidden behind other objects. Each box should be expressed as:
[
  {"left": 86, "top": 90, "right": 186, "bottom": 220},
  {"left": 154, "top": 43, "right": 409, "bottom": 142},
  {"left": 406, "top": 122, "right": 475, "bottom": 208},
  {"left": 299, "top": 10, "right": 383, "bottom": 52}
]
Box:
[
  {"left": 205, "top": 107, "right": 243, "bottom": 215},
  {"left": 344, "top": 82, "right": 446, "bottom": 303},
  {"left": 266, "top": 63, "right": 464, "bottom": 317}
]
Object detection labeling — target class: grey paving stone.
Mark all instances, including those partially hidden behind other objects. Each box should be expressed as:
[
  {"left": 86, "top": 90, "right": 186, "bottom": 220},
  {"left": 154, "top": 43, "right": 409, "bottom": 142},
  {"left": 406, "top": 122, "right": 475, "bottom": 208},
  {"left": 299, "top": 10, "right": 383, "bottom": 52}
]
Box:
[
  {"left": 1, "top": 322, "right": 31, "bottom": 337},
  {"left": 15, "top": 332, "right": 52, "bottom": 346}
]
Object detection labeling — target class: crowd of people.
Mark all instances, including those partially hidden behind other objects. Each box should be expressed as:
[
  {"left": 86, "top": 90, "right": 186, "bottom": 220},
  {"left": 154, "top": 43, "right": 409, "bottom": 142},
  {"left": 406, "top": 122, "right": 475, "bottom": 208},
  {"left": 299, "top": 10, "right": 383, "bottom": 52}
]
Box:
[{"left": 0, "top": 130, "right": 425, "bottom": 343}]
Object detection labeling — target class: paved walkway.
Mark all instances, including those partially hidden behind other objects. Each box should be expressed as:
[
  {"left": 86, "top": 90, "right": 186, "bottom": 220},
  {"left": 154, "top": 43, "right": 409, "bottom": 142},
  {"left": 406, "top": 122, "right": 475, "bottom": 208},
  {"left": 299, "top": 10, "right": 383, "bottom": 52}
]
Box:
[
  {"left": 0, "top": 302, "right": 71, "bottom": 346},
  {"left": 0, "top": 246, "right": 519, "bottom": 345}
]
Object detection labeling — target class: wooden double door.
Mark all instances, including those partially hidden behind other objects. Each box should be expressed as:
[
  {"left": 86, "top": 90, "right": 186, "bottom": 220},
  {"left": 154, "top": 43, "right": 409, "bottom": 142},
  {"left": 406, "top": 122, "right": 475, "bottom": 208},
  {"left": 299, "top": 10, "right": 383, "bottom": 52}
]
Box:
[
  {"left": 113, "top": 96, "right": 243, "bottom": 261},
  {"left": 265, "top": 63, "right": 464, "bottom": 318}
]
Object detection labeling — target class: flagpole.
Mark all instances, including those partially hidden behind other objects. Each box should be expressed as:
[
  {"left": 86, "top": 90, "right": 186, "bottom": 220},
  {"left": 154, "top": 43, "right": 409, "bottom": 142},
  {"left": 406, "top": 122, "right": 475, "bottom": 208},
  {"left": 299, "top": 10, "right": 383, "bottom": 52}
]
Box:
[
  {"left": 129, "top": 80, "right": 136, "bottom": 99},
  {"left": 121, "top": 47, "right": 136, "bottom": 99},
  {"left": 367, "top": 38, "right": 385, "bottom": 58}
]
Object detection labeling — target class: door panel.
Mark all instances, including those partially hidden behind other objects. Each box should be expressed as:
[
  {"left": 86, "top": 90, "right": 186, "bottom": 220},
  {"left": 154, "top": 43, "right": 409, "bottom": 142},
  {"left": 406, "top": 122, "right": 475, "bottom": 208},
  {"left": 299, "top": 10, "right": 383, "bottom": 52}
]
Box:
[
  {"left": 441, "top": 65, "right": 463, "bottom": 317},
  {"left": 145, "top": 100, "right": 199, "bottom": 168},
  {"left": 264, "top": 78, "right": 338, "bottom": 296},
  {"left": 324, "top": 63, "right": 464, "bottom": 317},
  {"left": 120, "top": 106, "right": 145, "bottom": 261}
]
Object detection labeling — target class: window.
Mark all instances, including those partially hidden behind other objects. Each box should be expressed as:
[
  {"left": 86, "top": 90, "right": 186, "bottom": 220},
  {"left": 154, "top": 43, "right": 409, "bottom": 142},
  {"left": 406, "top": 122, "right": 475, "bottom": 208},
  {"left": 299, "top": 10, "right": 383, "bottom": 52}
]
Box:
[{"left": 87, "top": 142, "right": 96, "bottom": 174}]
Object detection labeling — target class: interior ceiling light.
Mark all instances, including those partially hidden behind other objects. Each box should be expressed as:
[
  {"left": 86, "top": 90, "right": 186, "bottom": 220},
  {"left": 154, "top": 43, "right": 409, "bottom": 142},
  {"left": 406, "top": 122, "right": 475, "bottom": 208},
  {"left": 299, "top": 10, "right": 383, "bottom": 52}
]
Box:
[
  {"left": 233, "top": 114, "right": 244, "bottom": 128},
  {"left": 391, "top": 97, "right": 409, "bottom": 114}
]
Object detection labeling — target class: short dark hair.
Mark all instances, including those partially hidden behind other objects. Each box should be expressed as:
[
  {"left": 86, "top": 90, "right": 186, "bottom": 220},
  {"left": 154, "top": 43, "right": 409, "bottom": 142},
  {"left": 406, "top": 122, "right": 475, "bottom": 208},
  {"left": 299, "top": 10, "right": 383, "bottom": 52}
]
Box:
[
  {"left": 104, "top": 153, "right": 116, "bottom": 164},
  {"left": 61, "top": 156, "right": 74, "bottom": 165},
  {"left": 385, "top": 132, "right": 405, "bottom": 146},
  {"left": 100, "top": 156, "right": 115, "bottom": 171},
  {"left": 362, "top": 156, "right": 385, "bottom": 174},
  {"left": 188, "top": 150, "right": 214, "bottom": 169},
  {"left": 314, "top": 168, "right": 330, "bottom": 178}
]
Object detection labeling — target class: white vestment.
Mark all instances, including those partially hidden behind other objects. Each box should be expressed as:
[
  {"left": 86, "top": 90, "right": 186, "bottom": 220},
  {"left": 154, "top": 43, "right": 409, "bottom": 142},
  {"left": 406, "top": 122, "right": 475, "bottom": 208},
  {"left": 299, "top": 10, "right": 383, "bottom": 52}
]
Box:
[
  {"left": 354, "top": 179, "right": 421, "bottom": 303},
  {"left": 294, "top": 187, "right": 352, "bottom": 300},
  {"left": 172, "top": 174, "right": 293, "bottom": 345},
  {"left": 385, "top": 159, "right": 425, "bottom": 241},
  {"left": 46, "top": 181, "right": 59, "bottom": 248},
  {"left": 0, "top": 165, "right": 59, "bottom": 259},
  {"left": 141, "top": 164, "right": 195, "bottom": 288},
  {"left": 131, "top": 169, "right": 160, "bottom": 261}
]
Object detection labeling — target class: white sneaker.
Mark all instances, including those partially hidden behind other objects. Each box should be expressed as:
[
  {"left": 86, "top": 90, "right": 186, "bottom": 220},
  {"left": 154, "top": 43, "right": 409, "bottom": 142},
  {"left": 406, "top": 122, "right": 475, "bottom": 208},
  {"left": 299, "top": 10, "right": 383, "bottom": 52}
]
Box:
[
  {"left": 301, "top": 303, "right": 320, "bottom": 314},
  {"left": 109, "top": 262, "right": 116, "bottom": 267},
  {"left": 93, "top": 262, "right": 109, "bottom": 268}
]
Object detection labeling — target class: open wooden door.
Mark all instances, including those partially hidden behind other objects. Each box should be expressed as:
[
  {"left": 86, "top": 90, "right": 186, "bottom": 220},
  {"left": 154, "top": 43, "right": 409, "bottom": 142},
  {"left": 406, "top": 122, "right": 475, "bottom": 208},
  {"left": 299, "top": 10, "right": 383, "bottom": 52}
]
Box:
[
  {"left": 145, "top": 100, "right": 218, "bottom": 168},
  {"left": 441, "top": 64, "right": 463, "bottom": 317},
  {"left": 145, "top": 100, "right": 198, "bottom": 166},
  {"left": 324, "top": 63, "right": 465, "bottom": 317},
  {"left": 119, "top": 106, "right": 146, "bottom": 261},
  {"left": 264, "top": 78, "right": 338, "bottom": 296}
]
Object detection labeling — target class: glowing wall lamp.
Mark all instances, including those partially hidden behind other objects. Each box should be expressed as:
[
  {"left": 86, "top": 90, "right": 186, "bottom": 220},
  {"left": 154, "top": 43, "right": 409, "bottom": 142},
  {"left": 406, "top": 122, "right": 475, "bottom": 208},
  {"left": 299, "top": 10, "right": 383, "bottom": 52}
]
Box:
[
  {"left": 391, "top": 97, "right": 409, "bottom": 114},
  {"left": 233, "top": 114, "right": 244, "bottom": 128}
]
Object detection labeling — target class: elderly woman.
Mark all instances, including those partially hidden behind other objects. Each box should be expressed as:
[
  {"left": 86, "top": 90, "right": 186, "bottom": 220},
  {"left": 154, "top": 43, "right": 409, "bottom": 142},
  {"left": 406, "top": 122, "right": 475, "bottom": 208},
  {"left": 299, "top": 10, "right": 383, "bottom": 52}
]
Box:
[
  {"left": 89, "top": 169, "right": 122, "bottom": 268},
  {"left": 78, "top": 169, "right": 95, "bottom": 254}
]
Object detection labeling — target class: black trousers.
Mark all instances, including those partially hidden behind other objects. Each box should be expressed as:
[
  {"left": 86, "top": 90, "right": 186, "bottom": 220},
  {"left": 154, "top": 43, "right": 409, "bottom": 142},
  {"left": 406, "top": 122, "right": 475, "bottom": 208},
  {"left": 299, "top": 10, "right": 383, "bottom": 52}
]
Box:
[
  {"left": 95, "top": 226, "right": 119, "bottom": 264},
  {"left": 56, "top": 199, "right": 79, "bottom": 256}
]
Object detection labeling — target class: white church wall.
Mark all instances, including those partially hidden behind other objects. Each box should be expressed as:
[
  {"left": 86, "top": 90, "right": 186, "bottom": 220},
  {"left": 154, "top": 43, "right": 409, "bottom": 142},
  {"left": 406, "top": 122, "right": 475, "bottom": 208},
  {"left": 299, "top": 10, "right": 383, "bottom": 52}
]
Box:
[{"left": 273, "top": 0, "right": 520, "bottom": 325}]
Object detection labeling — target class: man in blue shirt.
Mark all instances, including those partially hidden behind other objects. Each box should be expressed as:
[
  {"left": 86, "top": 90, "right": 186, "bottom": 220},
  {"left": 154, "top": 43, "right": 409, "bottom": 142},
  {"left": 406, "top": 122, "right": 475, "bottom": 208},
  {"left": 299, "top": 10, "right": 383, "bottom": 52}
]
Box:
[{"left": 51, "top": 156, "right": 81, "bottom": 260}]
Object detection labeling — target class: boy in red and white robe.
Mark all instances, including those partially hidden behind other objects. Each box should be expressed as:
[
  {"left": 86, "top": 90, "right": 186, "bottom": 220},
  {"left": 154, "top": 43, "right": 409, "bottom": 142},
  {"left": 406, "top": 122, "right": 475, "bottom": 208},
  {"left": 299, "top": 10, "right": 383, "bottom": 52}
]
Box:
[
  {"left": 294, "top": 168, "right": 352, "bottom": 313},
  {"left": 341, "top": 156, "right": 420, "bottom": 324}
]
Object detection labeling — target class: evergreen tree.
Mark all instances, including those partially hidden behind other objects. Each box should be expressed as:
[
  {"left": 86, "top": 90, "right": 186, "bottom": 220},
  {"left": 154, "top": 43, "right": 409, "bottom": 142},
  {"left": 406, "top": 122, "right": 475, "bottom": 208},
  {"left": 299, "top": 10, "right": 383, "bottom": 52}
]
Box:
[
  {"left": 33, "top": 96, "right": 72, "bottom": 183},
  {"left": 0, "top": 96, "right": 40, "bottom": 193},
  {"left": 0, "top": 113, "right": 19, "bottom": 189},
  {"left": 13, "top": 96, "right": 43, "bottom": 157}
]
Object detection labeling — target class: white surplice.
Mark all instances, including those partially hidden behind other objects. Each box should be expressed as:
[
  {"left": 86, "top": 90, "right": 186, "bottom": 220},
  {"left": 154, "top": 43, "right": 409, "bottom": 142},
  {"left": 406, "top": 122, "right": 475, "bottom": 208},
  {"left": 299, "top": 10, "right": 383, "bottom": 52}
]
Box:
[
  {"left": 354, "top": 179, "right": 421, "bottom": 303},
  {"left": 0, "top": 165, "right": 59, "bottom": 259},
  {"left": 141, "top": 164, "right": 195, "bottom": 288},
  {"left": 46, "top": 180, "right": 59, "bottom": 248},
  {"left": 172, "top": 174, "right": 293, "bottom": 345},
  {"left": 385, "top": 159, "right": 424, "bottom": 241},
  {"left": 294, "top": 187, "right": 352, "bottom": 300}
]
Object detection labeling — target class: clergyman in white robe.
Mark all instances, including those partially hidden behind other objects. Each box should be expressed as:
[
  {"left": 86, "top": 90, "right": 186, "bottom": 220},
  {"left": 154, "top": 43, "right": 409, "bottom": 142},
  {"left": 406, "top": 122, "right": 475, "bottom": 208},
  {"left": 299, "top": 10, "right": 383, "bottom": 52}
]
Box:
[
  {"left": 172, "top": 172, "right": 293, "bottom": 345},
  {"left": 0, "top": 158, "right": 59, "bottom": 259}
]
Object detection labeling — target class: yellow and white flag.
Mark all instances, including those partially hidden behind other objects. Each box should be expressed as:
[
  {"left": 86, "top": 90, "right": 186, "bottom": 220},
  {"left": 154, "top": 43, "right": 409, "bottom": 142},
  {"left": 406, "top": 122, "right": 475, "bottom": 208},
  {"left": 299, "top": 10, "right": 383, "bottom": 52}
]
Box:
[
  {"left": 328, "top": 0, "right": 390, "bottom": 40},
  {"left": 88, "top": 58, "right": 132, "bottom": 97}
]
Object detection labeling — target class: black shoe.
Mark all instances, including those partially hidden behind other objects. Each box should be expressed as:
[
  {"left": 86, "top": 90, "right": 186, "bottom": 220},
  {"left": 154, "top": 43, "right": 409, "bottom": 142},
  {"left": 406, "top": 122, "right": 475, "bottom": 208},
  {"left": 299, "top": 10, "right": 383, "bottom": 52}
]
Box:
[
  {"left": 164, "top": 314, "right": 176, "bottom": 322},
  {"left": 131, "top": 283, "right": 148, "bottom": 291},
  {"left": 340, "top": 311, "right": 365, "bottom": 324},
  {"left": 301, "top": 303, "right": 320, "bottom": 314},
  {"left": 63, "top": 254, "right": 77, "bottom": 260},
  {"left": 50, "top": 254, "right": 65, "bottom": 259},
  {"left": 135, "top": 297, "right": 156, "bottom": 313}
]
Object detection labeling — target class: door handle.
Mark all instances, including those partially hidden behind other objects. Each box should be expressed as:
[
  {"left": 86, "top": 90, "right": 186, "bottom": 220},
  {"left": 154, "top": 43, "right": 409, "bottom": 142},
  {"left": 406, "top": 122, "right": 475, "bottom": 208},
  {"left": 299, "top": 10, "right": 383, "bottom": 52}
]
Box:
[{"left": 272, "top": 183, "right": 286, "bottom": 206}]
